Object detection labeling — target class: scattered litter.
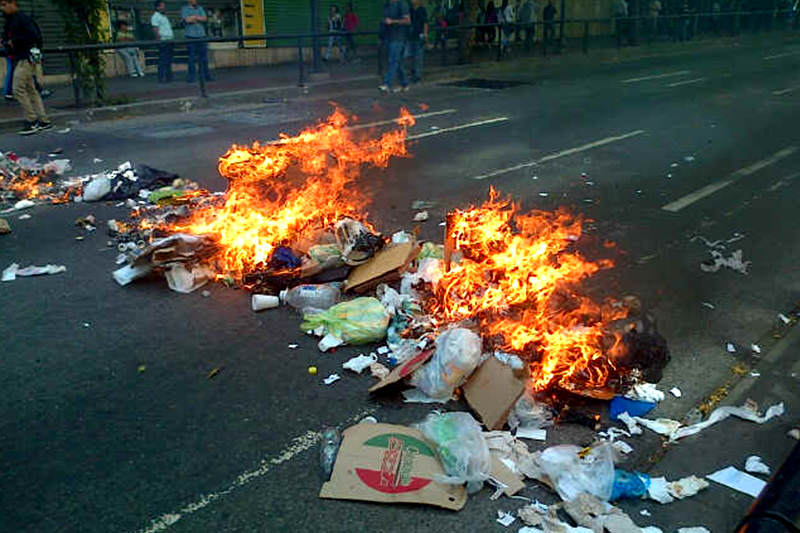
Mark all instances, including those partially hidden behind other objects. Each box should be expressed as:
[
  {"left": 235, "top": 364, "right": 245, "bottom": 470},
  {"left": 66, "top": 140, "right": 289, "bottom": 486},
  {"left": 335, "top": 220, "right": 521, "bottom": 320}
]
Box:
[
  {"left": 538, "top": 443, "right": 615, "bottom": 501},
  {"left": 677, "top": 528, "right": 710, "bottom": 533},
  {"left": 201, "top": 290, "right": 210, "bottom": 297},
  {"left": 138, "top": 364, "right": 147, "bottom": 373},
  {"left": 647, "top": 475, "right": 708, "bottom": 504},
  {"left": 288, "top": 343, "right": 299, "bottom": 349},
  {"left": 411, "top": 328, "right": 482, "bottom": 401},
  {"left": 516, "top": 428, "right": 547, "bottom": 441},
  {"left": 2, "top": 263, "right": 66, "bottom": 281},
  {"left": 750, "top": 371, "right": 760, "bottom": 377},
  {"left": 0, "top": 218, "right": 9, "bottom": 234},
  {"left": 611, "top": 440, "right": 634, "bottom": 455},
  {"left": 323, "top": 373, "right": 340, "bottom": 385},
  {"left": 8, "top": 199, "right": 35, "bottom": 212},
  {"left": 538, "top": 192, "right": 549, "bottom": 197},
  {"left": 779, "top": 313, "right": 791, "bottom": 324},
  {"left": 625, "top": 383, "right": 665, "bottom": 403},
  {"left": 411, "top": 200, "right": 435, "bottom": 210},
  {"left": 376, "top": 345, "right": 390, "bottom": 355},
  {"left": 413, "top": 211, "right": 429, "bottom": 222},
  {"left": 670, "top": 163, "right": 679, "bottom": 168},
  {"left": 788, "top": 428, "right": 800, "bottom": 440},
  {"left": 693, "top": 234, "right": 750, "bottom": 274},
  {"left": 302, "top": 298, "right": 390, "bottom": 350},
  {"left": 496, "top": 510, "right": 516, "bottom": 527},
  {"left": 611, "top": 397, "right": 656, "bottom": 421},
  {"left": 165, "top": 263, "right": 214, "bottom": 294},
  {"left": 726, "top": 343, "right": 736, "bottom": 353},
  {"left": 207, "top": 367, "right": 221, "bottom": 379},
  {"left": 684, "top": 156, "right": 696, "bottom": 162},
  {"left": 57, "top": 127, "right": 71, "bottom": 134},
  {"left": 751, "top": 344, "right": 761, "bottom": 354},
  {"left": 369, "top": 361, "right": 389, "bottom": 379},
  {"left": 640, "top": 509, "right": 651, "bottom": 517},
  {"left": 402, "top": 388, "right": 448, "bottom": 403},
  {"left": 707, "top": 466, "right": 766, "bottom": 497},
  {"left": 669, "top": 387, "right": 682, "bottom": 398},
  {"left": 342, "top": 353, "right": 378, "bottom": 374},
  {"left": 744, "top": 456, "right": 770, "bottom": 475},
  {"left": 93, "top": 158, "right": 103, "bottom": 163},
  {"left": 252, "top": 294, "right": 280, "bottom": 311},
  {"left": 702, "top": 302, "right": 715, "bottom": 310},
  {"left": 308, "top": 366, "right": 318, "bottom": 375}
]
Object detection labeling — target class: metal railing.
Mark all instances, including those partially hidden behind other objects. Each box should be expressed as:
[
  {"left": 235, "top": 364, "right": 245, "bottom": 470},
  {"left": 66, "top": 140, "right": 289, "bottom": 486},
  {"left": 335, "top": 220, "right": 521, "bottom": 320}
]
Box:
[{"left": 40, "top": 8, "right": 796, "bottom": 107}]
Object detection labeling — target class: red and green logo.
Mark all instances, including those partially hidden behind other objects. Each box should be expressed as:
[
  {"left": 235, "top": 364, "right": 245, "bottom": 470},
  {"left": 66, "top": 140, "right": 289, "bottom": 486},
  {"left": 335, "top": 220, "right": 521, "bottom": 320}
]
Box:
[{"left": 355, "top": 433, "right": 436, "bottom": 494}]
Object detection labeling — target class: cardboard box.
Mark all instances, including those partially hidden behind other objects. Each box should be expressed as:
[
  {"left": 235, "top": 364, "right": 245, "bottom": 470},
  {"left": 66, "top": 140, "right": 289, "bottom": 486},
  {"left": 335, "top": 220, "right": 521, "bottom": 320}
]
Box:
[
  {"left": 368, "top": 349, "right": 434, "bottom": 393},
  {"left": 463, "top": 356, "right": 528, "bottom": 430},
  {"left": 345, "top": 242, "right": 420, "bottom": 294},
  {"left": 490, "top": 454, "right": 526, "bottom": 496},
  {"left": 319, "top": 423, "right": 467, "bottom": 510}
]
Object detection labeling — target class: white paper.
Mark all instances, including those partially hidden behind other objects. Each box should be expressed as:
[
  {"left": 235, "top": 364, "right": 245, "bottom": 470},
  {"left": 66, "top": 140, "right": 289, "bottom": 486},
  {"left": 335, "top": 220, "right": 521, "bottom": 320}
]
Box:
[
  {"left": 612, "top": 440, "right": 634, "bottom": 455},
  {"left": 342, "top": 353, "right": 378, "bottom": 374},
  {"left": 2, "top": 262, "right": 19, "bottom": 281},
  {"left": 377, "top": 346, "right": 390, "bottom": 355},
  {"left": 516, "top": 428, "right": 547, "bottom": 441},
  {"left": 677, "top": 528, "right": 710, "bottom": 533},
  {"left": 744, "top": 456, "right": 770, "bottom": 475},
  {"left": 639, "top": 510, "right": 651, "bottom": 517},
  {"left": 707, "top": 466, "right": 766, "bottom": 497},
  {"left": 779, "top": 313, "right": 791, "bottom": 324},
  {"left": 726, "top": 343, "right": 736, "bottom": 353},
  {"left": 670, "top": 387, "right": 682, "bottom": 398},
  {"left": 288, "top": 344, "right": 298, "bottom": 349},
  {"left": 496, "top": 511, "right": 516, "bottom": 527},
  {"left": 322, "top": 373, "right": 340, "bottom": 386},
  {"left": 413, "top": 210, "right": 429, "bottom": 222},
  {"left": 625, "top": 383, "right": 665, "bottom": 403},
  {"left": 518, "top": 527, "right": 544, "bottom": 533}
]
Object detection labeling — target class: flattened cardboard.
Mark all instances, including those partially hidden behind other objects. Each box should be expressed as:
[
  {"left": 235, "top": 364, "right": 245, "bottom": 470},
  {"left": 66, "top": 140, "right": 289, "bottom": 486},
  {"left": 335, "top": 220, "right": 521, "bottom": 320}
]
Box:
[
  {"left": 345, "top": 242, "right": 420, "bottom": 294},
  {"left": 463, "top": 356, "right": 527, "bottom": 430},
  {"left": 490, "top": 454, "right": 526, "bottom": 496},
  {"left": 319, "top": 422, "right": 467, "bottom": 510},
  {"left": 369, "top": 349, "right": 434, "bottom": 393}
]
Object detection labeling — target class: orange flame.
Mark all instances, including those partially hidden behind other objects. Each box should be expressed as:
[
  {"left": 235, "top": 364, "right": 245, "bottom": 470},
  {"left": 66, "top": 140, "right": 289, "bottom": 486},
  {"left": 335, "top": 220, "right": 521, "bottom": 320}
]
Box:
[
  {"left": 432, "top": 188, "right": 627, "bottom": 391},
  {"left": 172, "top": 108, "right": 415, "bottom": 277}
]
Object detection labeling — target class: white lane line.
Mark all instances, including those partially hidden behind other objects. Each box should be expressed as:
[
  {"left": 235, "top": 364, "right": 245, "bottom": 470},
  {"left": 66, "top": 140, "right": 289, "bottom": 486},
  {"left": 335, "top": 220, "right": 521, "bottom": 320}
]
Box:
[
  {"left": 764, "top": 51, "right": 800, "bottom": 60},
  {"left": 472, "top": 130, "right": 646, "bottom": 181},
  {"left": 662, "top": 146, "right": 798, "bottom": 212},
  {"left": 666, "top": 77, "right": 708, "bottom": 88},
  {"left": 407, "top": 116, "right": 509, "bottom": 140},
  {"left": 622, "top": 70, "right": 691, "bottom": 83},
  {"left": 349, "top": 108, "right": 457, "bottom": 130},
  {"left": 136, "top": 407, "right": 377, "bottom": 533},
  {"left": 772, "top": 86, "right": 800, "bottom": 96}
]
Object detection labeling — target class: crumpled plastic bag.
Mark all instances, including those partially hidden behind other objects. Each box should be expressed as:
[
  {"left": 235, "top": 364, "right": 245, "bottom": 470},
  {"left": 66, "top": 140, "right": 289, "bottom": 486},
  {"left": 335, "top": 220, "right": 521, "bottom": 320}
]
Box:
[
  {"left": 537, "top": 443, "right": 616, "bottom": 501},
  {"left": 414, "top": 411, "right": 491, "bottom": 493},
  {"left": 411, "top": 328, "right": 483, "bottom": 401},
  {"left": 508, "top": 390, "right": 554, "bottom": 430},
  {"left": 300, "top": 297, "right": 389, "bottom": 346}
]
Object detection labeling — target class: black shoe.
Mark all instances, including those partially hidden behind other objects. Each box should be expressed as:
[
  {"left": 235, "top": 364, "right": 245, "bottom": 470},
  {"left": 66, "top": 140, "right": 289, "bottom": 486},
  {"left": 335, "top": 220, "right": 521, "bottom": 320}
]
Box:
[
  {"left": 18, "top": 121, "right": 39, "bottom": 135},
  {"left": 36, "top": 120, "right": 53, "bottom": 132}
]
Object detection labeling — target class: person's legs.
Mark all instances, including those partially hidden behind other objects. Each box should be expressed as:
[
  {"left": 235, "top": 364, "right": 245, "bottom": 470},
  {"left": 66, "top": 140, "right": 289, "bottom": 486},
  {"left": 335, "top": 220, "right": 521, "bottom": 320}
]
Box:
[
  {"left": 165, "top": 43, "right": 174, "bottom": 81},
  {"left": 3, "top": 57, "right": 14, "bottom": 97},
  {"left": 13, "top": 60, "right": 46, "bottom": 124},
  {"left": 133, "top": 48, "right": 145, "bottom": 76},
  {"left": 198, "top": 41, "right": 211, "bottom": 80},
  {"left": 117, "top": 49, "right": 136, "bottom": 76},
  {"left": 382, "top": 40, "right": 408, "bottom": 88},
  {"left": 187, "top": 40, "right": 197, "bottom": 82},
  {"left": 157, "top": 44, "right": 167, "bottom": 82},
  {"left": 325, "top": 35, "right": 334, "bottom": 59}
]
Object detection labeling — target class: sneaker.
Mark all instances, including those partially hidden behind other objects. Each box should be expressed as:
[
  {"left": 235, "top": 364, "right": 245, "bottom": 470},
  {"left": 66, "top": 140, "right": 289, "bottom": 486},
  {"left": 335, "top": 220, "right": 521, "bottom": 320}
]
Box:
[
  {"left": 39, "top": 89, "right": 53, "bottom": 98},
  {"left": 4, "top": 94, "right": 13, "bottom": 101},
  {"left": 36, "top": 120, "right": 53, "bottom": 132},
  {"left": 393, "top": 85, "right": 409, "bottom": 93},
  {"left": 378, "top": 84, "right": 390, "bottom": 92},
  {"left": 18, "top": 121, "right": 39, "bottom": 135}
]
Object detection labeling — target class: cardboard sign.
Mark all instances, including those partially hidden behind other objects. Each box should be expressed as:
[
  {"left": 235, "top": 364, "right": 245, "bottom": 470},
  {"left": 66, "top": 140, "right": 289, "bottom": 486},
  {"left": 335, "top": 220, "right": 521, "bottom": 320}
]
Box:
[
  {"left": 319, "top": 423, "right": 467, "bottom": 510},
  {"left": 345, "top": 242, "right": 420, "bottom": 294},
  {"left": 463, "top": 356, "right": 527, "bottom": 430},
  {"left": 368, "top": 349, "right": 434, "bottom": 393}
]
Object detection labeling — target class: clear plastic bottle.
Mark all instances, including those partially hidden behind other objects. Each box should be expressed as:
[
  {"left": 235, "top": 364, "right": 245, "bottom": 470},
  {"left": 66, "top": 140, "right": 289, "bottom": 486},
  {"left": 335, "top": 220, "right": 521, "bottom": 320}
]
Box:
[
  {"left": 319, "top": 427, "right": 342, "bottom": 479},
  {"left": 279, "top": 284, "right": 341, "bottom": 311}
]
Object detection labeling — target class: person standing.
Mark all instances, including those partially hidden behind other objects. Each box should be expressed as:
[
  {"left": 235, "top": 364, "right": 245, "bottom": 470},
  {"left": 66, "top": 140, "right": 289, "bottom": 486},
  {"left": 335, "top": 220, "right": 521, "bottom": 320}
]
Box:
[
  {"left": 408, "top": 0, "right": 427, "bottom": 83},
  {"left": 613, "top": 0, "right": 628, "bottom": 45},
  {"left": 542, "top": 0, "right": 556, "bottom": 44},
  {"left": 181, "top": 0, "right": 212, "bottom": 83},
  {"left": 343, "top": 3, "right": 359, "bottom": 59},
  {"left": 1, "top": 0, "right": 50, "bottom": 135},
  {"left": 115, "top": 20, "right": 144, "bottom": 77},
  {"left": 519, "top": 0, "right": 533, "bottom": 49},
  {"left": 378, "top": 0, "right": 410, "bottom": 93},
  {"left": 499, "top": 0, "right": 515, "bottom": 55},
  {"left": 324, "top": 5, "right": 344, "bottom": 62},
  {"left": 2, "top": 24, "right": 14, "bottom": 100},
  {"left": 649, "top": 0, "right": 662, "bottom": 36},
  {"left": 151, "top": 1, "right": 174, "bottom": 84}
]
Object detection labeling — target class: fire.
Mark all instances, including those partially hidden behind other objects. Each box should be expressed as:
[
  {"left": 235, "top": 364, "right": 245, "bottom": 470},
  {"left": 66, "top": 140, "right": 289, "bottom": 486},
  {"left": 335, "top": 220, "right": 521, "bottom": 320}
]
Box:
[
  {"left": 432, "top": 188, "right": 627, "bottom": 391},
  {"left": 0, "top": 171, "right": 52, "bottom": 199},
  {"left": 173, "top": 108, "right": 415, "bottom": 277}
]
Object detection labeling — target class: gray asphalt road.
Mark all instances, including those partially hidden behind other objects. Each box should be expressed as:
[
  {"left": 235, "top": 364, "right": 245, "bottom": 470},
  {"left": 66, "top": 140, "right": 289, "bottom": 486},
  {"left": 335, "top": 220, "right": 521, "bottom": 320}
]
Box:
[{"left": 2, "top": 34, "right": 800, "bottom": 533}]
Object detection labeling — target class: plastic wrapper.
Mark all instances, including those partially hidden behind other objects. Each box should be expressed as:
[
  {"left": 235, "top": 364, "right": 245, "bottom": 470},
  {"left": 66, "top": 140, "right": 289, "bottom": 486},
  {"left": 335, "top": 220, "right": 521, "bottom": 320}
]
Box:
[
  {"left": 414, "top": 411, "right": 491, "bottom": 493},
  {"left": 411, "top": 328, "right": 483, "bottom": 401},
  {"left": 301, "top": 297, "right": 390, "bottom": 346},
  {"left": 610, "top": 469, "right": 651, "bottom": 501},
  {"left": 538, "top": 443, "right": 616, "bottom": 501},
  {"left": 508, "top": 391, "right": 554, "bottom": 430}
]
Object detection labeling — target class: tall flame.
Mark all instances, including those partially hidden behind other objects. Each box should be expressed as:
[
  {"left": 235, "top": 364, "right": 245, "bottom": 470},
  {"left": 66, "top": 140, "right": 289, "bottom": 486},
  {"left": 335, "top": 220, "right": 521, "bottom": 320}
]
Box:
[
  {"left": 432, "top": 188, "right": 627, "bottom": 391},
  {"left": 175, "top": 108, "right": 415, "bottom": 276}
]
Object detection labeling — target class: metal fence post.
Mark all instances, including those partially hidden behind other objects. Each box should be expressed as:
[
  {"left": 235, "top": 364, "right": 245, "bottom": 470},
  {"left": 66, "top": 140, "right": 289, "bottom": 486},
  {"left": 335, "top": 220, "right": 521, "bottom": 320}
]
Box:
[
  {"left": 197, "top": 46, "right": 207, "bottom": 98},
  {"left": 583, "top": 21, "right": 589, "bottom": 53},
  {"left": 68, "top": 52, "right": 80, "bottom": 107}
]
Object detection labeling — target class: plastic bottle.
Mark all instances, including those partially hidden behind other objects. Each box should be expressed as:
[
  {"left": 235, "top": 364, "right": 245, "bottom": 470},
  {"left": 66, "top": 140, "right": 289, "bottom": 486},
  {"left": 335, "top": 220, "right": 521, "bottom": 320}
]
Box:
[
  {"left": 319, "top": 427, "right": 342, "bottom": 479},
  {"left": 279, "top": 284, "right": 340, "bottom": 311}
]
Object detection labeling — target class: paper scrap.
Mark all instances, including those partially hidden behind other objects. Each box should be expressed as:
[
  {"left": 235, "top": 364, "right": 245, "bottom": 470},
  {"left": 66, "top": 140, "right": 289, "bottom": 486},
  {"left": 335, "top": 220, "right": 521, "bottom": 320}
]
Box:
[
  {"left": 322, "top": 373, "right": 341, "bottom": 386},
  {"left": 288, "top": 343, "right": 298, "bottom": 349},
  {"left": 342, "top": 353, "right": 378, "bottom": 374},
  {"left": 779, "top": 313, "right": 791, "bottom": 324},
  {"left": 496, "top": 510, "right": 516, "bottom": 527},
  {"left": 707, "top": 466, "right": 766, "bottom": 497},
  {"left": 677, "top": 528, "right": 710, "bottom": 533},
  {"left": 670, "top": 387, "right": 682, "bottom": 398},
  {"left": 377, "top": 346, "right": 390, "bottom": 355},
  {"left": 612, "top": 440, "right": 634, "bottom": 455},
  {"left": 744, "top": 456, "right": 770, "bottom": 475},
  {"left": 726, "top": 343, "right": 736, "bottom": 353},
  {"left": 402, "top": 388, "right": 448, "bottom": 404},
  {"left": 702, "top": 302, "right": 715, "bottom": 309},
  {"left": 516, "top": 428, "right": 547, "bottom": 441},
  {"left": 751, "top": 344, "right": 762, "bottom": 354},
  {"left": 640, "top": 509, "right": 651, "bottom": 517},
  {"left": 413, "top": 211, "right": 429, "bottom": 222}
]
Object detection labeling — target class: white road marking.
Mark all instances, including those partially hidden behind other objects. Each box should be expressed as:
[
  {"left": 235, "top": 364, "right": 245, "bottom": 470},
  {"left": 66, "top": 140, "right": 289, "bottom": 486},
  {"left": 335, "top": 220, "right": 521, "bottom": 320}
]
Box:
[
  {"left": 764, "top": 51, "right": 800, "bottom": 60},
  {"left": 622, "top": 70, "right": 691, "bottom": 83},
  {"left": 407, "top": 116, "right": 510, "bottom": 140},
  {"left": 472, "top": 130, "right": 646, "bottom": 181},
  {"left": 349, "top": 109, "right": 457, "bottom": 130},
  {"left": 772, "top": 86, "right": 800, "bottom": 96},
  {"left": 767, "top": 171, "right": 800, "bottom": 191},
  {"left": 136, "top": 407, "right": 377, "bottom": 533},
  {"left": 666, "top": 77, "right": 708, "bottom": 88},
  {"left": 662, "top": 146, "right": 798, "bottom": 212}
]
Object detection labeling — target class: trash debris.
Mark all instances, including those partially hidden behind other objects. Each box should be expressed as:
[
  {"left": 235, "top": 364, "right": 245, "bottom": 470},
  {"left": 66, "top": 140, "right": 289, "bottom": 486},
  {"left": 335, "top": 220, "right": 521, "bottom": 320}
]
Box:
[
  {"left": 302, "top": 297, "right": 390, "bottom": 349},
  {"left": 611, "top": 440, "right": 633, "bottom": 455},
  {"left": 252, "top": 294, "right": 280, "bottom": 311},
  {"left": 610, "top": 396, "right": 656, "bottom": 421},
  {"left": 750, "top": 344, "right": 762, "bottom": 354},
  {"left": 508, "top": 390, "right": 554, "bottom": 431},
  {"left": 647, "top": 475, "right": 708, "bottom": 504},
  {"left": 702, "top": 302, "right": 715, "bottom": 309},
  {"left": 319, "top": 422, "right": 467, "bottom": 510},
  {"left": 308, "top": 366, "right": 318, "bottom": 375},
  {"left": 496, "top": 510, "right": 516, "bottom": 527},
  {"left": 677, "top": 528, "right": 710, "bottom": 533},
  {"left": 611, "top": 469, "right": 650, "bottom": 501},
  {"left": 537, "top": 443, "right": 615, "bottom": 501},
  {"left": 343, "top": 353, "right": 378, "bottom": 374},
  {"left": 323, "top": 373, "right": 341, "bottom": 385},
  {"left": 345, "top": 241, "right": 419, "bottom": 294},
  {"left": 726, "top": 343, "right": 736, "bottom": 353},
  {"left": 281, "top": 284, "right": 341, "bottom": 312},
  {"left": 463, "top": 354, "right": 528, "bottom": 430},
  {"left": 18, "top": 213, "right": 30, "bottom": 220},
  {"left": 2, "top": 263, "right": 66, "bottom": 281},
  {"left": 778, "top": 313, "right": 791, "bottom": 325},
  {"left": 640, "top": 509, "right": 651, "bottom": 517},
  {"left": 288, "top": 343, "right": 299, "bottom": 349},
  {"left": 369, "top": 362, "right": 390, "bottom": 380},
  {"left": 700, "top": 249, "right": 751, "bottom": 274},
  {"left": 670, "top": 387, "right": 682, "bottom": 398},
  {"left": 413, "top": 211, "right": 429, "bottom": 222},
  {"left": 411, "top": 328, "right": 483, "bottom": 401},
  {"left": 320, "top": 427, "right": 342, "bottom": 479},
  {"left": 412, "top": 200, "right": 436, "bottom": 210},
  {"left": 165, "top": 263, "right": 214, "bottom": 293},
  {"left": 707, "top": 466, "right": 766, "bottom": 497},
  {"left": 414, "top": 411, "right": 491, "bottom": 493},
  {"left": 787, "top": 428, "right": 800, "bottom": 440},
  {"left": 744, "top": 456, "right": 770, "bottom": 475},
  {"left": 0, "top": 218, "right": 9, "bottom": 234},
  {"left": 138, "top": 364, "right": 147, "bottom": 373},
  {"left": 517, "top": 428, "right": 547, "bottom": 441},
  {"left": 207, "top": 367, "right": 222, "bottom": 379},
  {"left": 624, "top": 383, "right": 665, "bottom": 403},
  {"left": 201, "top": 290, "right": 211, "bottom": 298}
]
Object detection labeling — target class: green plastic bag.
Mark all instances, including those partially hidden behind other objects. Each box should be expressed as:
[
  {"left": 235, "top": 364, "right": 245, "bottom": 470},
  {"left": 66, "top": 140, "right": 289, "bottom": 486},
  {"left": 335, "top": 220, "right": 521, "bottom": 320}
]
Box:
[{"left": 301, "top": 297, "right": 390, "bottom": 345}]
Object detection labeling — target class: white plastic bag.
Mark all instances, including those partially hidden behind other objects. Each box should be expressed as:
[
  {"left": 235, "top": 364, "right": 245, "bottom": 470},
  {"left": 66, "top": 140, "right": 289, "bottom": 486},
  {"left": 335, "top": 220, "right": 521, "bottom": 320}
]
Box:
[
  {"left": 538, "top": 443, "right": 616, "bottom": 501},
  {"left": 410, "top": 328, "right": 483, "bottom": 400},
  {"left": 508, "top": 390, "right": 554, "bottom": 430},
  {"left": 82, "top": 176, "right": 111, "bottom": 202},
  {"left": 415, "top": 411, "right": 491, "bottom": 493}
]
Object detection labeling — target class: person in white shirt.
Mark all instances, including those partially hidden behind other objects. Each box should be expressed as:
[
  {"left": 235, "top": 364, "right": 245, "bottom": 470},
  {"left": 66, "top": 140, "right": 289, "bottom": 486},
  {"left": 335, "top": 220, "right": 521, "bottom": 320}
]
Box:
[
  {"left": 499, "top": 0, "right": 515, "bottom": 54},
  {"left": 150, "top": 1, "right": 174, "bottom": 83}
]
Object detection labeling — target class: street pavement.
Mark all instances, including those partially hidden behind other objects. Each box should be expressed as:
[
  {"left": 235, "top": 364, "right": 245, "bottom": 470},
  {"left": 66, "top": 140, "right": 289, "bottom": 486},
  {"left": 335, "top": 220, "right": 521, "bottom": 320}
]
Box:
[{"left": 1, "top": 31, "right": 800, "bottom": 533}]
